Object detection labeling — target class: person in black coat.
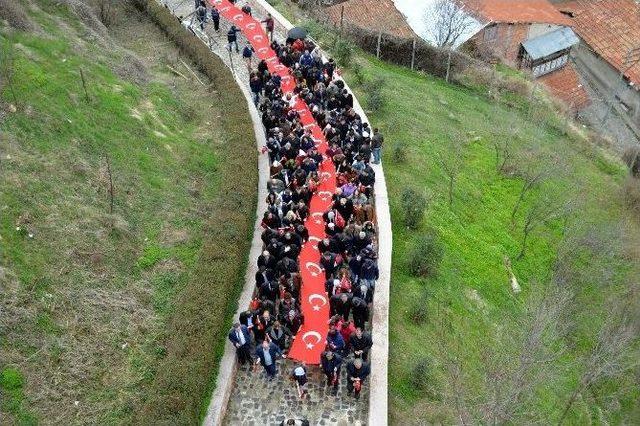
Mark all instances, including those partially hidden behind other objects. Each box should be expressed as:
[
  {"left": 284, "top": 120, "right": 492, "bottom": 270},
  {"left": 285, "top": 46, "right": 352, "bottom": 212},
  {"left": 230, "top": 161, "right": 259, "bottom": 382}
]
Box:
[
  {"left": 351, "top": 296, "right": 369, "bottom": 329},
  {"left": 346, "top": 358, "right": 370, "bottom": 398},
  {"left": 320, "top": 350, "right": 343, "bottom": 391},
  {"left": 330, "top": 292, "right": 352, "bottom": 321},
  {"left": 255, "top": 265, "right": 275, "bottom": 288},
  {"left": 227, "top": 25, "right": 240, "bottom": 52},
  {"left": 228, "top": 323, "right": 252, "bottom": 365},
  {"left": 267, "top": 321, "right": 292, "bottom": 351},
  {"left": 349, "top": 327, "right": 373, "bottom": 361}
]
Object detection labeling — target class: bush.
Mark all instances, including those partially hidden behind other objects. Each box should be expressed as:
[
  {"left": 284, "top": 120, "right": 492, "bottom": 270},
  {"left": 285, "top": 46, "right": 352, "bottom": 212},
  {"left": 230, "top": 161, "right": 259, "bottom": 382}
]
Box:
[
  {"left": 333, "top": 38, "right": 354, "bottom": 68},
  {"left": 363, "top": 76, "right": 387, "bottom": 112},
  {"left": 409, "top": 356, "right": 432, "bottom": 392},
  {"left": 623, "top": 146, "right": 640, "bottom": 177},
  {"left": 393, "top": 142, "right": 408, "bottom": 163},
  {"left": 350, "top": 61, "right": 365, "bottom": 86},
  {"left": 623, "top": 176, "right": 640, "bottom": 214},
  {"left": 401, "top": 188, "right": 427, "bottom": 229},
  {"left": 407, "top": 231, "right": 444, "bottom": 278},
  {"left": 409, "top": 289, "right": 431, "bottom": 324}
]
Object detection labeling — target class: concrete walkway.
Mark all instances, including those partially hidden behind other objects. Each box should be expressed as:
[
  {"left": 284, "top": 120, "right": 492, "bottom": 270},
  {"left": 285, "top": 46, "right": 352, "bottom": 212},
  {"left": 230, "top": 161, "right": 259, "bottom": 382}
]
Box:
[{"left": 154, "top": 1, "right": 391, "bottom": 424}]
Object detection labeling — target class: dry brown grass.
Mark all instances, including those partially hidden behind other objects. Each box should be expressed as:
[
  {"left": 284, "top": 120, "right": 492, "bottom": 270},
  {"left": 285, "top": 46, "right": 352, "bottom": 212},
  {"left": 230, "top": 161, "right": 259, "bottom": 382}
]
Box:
[{"left": 0, "top": 0, "right": 36, "bottom": 31}]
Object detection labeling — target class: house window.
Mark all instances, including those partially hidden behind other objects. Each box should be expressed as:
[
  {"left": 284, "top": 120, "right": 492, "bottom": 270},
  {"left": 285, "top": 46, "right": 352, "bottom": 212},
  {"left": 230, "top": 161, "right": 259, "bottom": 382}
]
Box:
[
  {"left": 532, "top": 53, "right": 569, "bottom": 77},
  {"left": 484, "top": 24, "right": 498, "bottom": 41}
]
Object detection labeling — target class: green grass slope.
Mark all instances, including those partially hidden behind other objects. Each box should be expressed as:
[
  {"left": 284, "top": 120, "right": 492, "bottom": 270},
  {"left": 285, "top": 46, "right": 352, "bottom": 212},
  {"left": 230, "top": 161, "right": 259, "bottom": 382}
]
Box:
[
  {"left": 344, "top": 56, "right": 640, "bottom": 424},
  {"left": 1, "top": 1, "right": 256, "bottom": 424}
]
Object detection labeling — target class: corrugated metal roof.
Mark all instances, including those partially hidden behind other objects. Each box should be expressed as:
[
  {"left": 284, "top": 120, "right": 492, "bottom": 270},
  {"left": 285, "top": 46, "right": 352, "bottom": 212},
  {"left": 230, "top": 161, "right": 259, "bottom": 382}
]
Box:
[{"left": 522, "top": 27, "right": 579, "bottom": 60}]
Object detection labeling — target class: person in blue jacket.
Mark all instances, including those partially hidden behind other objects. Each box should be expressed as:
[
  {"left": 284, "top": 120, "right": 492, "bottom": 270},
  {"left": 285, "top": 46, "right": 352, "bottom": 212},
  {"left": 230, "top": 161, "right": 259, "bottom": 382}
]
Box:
[
  {"left": 325, "top": 325, "right": 345, "bottom": 355},
  {"left": 254, "top": 339, "right": 282, "bottom": 379},
  {"left": 320, "top": 350, "right": 343, "bottom": 391},
  {"left": 228, "top": 322, "right": 252, "bottom": 366}
]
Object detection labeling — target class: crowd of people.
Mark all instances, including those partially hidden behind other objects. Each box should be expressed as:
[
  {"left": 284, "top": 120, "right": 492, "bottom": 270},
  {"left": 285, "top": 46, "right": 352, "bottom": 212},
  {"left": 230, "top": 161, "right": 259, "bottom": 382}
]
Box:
[{"left": 190, "top": 0, "right": 384, "bottom": 402}]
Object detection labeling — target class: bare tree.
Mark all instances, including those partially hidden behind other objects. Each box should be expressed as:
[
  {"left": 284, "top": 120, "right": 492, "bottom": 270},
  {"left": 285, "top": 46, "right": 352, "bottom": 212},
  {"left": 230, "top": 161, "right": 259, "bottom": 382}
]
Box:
[
  {"left": 510, "top": 154, "right": 557, "bottom": 225},
  {"left": 557, "top": 310, "right": 639, "bottom": 425},
  {"left": 438, "top": 141, "right": 463, "bottom": 207},
  {"left": 481, "top": 284, "right": 572, "bottom": 424},
  {"left": 0, "top": 40, "right": 19, "bottom": 107},
  {"left": 424, "top": 0, "right": 480, "bottom": 48},
  {"left": 517, "top": 196, "right": 572, "bottom": 260}
]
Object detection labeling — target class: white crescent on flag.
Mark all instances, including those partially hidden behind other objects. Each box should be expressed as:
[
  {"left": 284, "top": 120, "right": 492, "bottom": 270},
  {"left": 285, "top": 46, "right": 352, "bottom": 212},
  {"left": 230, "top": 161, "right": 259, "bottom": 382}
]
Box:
[
  {"left": 305, "top": 261, "right": 322, "bottom": 277},
  {"left": 246, "top": 22, "right": 256, "bottom": 30},
  {"left": 318, "top": 191, "right": 332, "bottom": 202},
  {"left": 308, "top": 293, "right": 327, "bottom": 311},
  {"left": 302, "top": 330, "right": 322, "bottom": 349},
  {"left": 307, "top": 236, "right": 321, "bottom": 251},
  {"left": 233, "top": 13, "right": 244, "bottom": 21},
  {"left": 253, "top": 34, "right": 264, "bottom": 42},
  {"left": 257, "top": 47, "right": 269, "bottom": 55}
]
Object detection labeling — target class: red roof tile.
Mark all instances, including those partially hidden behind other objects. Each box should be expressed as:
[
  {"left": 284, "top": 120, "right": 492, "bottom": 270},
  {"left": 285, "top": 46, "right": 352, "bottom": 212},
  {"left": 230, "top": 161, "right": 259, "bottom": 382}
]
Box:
[
  {"left": 462, "top": 0, "right": 572, "bottom": 26},
  {"left": 325, "top": 0, "right": 418, "bottom": 39},
  {"left": 554, "top": 0, "right": 640, "bottom": 87},
  {"left": 539, "top": 62, "right": 591, "bottom": 110}
]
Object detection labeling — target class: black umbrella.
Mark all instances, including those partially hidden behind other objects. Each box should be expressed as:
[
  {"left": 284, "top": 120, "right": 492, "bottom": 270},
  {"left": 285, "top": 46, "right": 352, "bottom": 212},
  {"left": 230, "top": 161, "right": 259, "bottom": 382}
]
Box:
[{"left": 287, "top": 27, "right": 308, "bottom": 40}]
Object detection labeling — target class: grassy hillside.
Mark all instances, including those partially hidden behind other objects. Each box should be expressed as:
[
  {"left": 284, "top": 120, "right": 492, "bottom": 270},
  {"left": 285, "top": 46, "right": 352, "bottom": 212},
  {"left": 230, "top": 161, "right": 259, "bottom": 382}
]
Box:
[
  {"left": 344, "top": 56, "right": 640, "bottom": 424},
  {"left": 0, "top": 1, "right": 256, "bottom": 424},
  {"left": 273, "top": 3, "right": 640, "bottom": 421}
]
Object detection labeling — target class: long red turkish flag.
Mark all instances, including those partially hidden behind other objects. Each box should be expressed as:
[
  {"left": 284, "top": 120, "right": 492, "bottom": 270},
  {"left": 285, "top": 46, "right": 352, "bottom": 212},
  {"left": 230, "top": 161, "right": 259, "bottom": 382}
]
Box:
[{"left": 211, "top": 0, "right": 335, "bottom": 364}]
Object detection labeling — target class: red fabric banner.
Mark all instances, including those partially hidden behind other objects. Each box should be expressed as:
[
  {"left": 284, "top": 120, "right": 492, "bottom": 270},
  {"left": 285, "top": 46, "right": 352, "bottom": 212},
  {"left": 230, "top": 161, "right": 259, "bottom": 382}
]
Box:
[{"left": 211, "top": 0, "right": 334, "bottom": 364}]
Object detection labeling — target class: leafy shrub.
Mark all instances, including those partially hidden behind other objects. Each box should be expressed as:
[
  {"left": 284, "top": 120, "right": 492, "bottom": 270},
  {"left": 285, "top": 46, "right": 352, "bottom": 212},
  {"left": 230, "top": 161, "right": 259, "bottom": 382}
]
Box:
[
  {"left": 409, "top": 289, "right": 431, "bottom": 324},
  {"left": 407, "top": 231, "right": 444, "bottom": 278},
  {"left": 363, "top": 76, "right": 387, "bottom": 112},
  {"left": 393, "top": 142, "right": 408, "bottom": 163},
  {"left": 401, "top": 188, "right": 427, "bottom": 229},
  {"left": 409, "top": 357, "right": 432, "bottom": 391},
  {"left": 333, "top": 38, "right": 354, "bottom": 68},
  {"left": 350, "top": 61, "right": 365, "bottom": 86}
]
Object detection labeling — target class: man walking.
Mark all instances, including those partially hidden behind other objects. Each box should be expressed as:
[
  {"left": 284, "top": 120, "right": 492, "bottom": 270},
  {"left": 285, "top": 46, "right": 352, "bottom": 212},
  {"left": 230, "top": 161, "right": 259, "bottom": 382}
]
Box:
[
  {"left": 227, "top": 25, "right": 240, "bottom": 53},
  {"left": 320, "top": 350, "right": 343, "bottom": 392},
  {"left": 262, "top": 13, "right": 275, "bottom": 41},
  {"left": 228, "top": 322, "right": 252, "bottom": 366},
  {"left": 346, "top": 358, "right": 370, "bottom": 399},
  {"left": 242, "top": 44, "right": 254, "bottom": 72},
  {"left": 211, "top": 6, "right": 220, "bottom": 32},
  {"left": 196, "top": 3, "right": 207, "bottom": 31},
  {"left": 254, "top": 339, "right": 282, "bottom": 379},
  {"left": 371, "top": 128, "right": 384, "bottom": 164}
]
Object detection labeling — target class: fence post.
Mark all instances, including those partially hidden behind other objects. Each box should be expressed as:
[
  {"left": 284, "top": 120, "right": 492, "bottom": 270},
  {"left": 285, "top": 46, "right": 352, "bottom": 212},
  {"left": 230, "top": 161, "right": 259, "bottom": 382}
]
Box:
[
  {"left": 376, "top": 30, "right": 382, "bottom": 59},
  {"left": 411, "top": 38, "right": 416, "bottom": 70},
  {"left": 340, "top": 5, "right": 344, "bottom": 34}
]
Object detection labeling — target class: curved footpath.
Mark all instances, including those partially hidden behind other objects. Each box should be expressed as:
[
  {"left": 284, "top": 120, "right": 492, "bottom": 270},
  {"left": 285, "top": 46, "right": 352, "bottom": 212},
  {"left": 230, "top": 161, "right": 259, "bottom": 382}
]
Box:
[{"left": 155, "top": 0, "right": 391, "bottom": 423}]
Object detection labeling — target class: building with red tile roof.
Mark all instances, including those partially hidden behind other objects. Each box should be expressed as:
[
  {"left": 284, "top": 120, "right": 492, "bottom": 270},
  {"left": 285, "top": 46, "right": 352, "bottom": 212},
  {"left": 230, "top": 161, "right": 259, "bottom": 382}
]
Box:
[
  {"left": 552, "top": 0, "right": 640, "bottom": 130},
  {"left": 325, "top": 0, "right": 418, "bottom": 39},
  {"left": 554, "top": 0, "right": 640, "bottom": 88},
  {"left": 468, "top": 0, "right": 572, "bottom": 26}
]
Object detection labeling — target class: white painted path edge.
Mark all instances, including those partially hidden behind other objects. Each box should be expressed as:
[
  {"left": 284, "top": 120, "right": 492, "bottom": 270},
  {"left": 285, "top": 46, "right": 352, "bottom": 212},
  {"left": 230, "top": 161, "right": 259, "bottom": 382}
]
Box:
[{"left": 201, "top": 1, "right": 393, "bottom": 424}]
